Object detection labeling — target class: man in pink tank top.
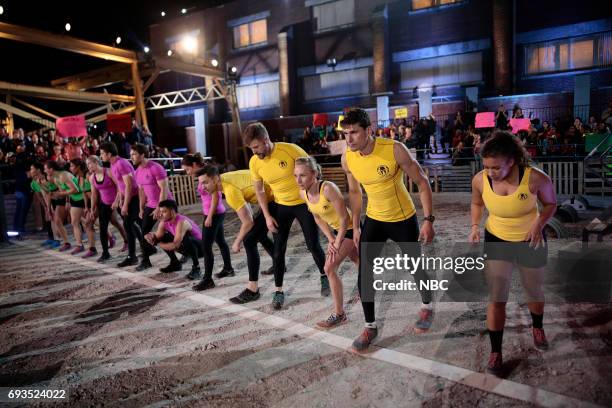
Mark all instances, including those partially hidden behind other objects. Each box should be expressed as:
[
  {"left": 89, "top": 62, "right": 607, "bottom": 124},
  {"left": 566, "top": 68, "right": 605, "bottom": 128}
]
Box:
[
  {"left": 144, "top": 199, "right": 203, "bottom": 277},
  {"left": 131, "top": 143, "right": 173, "bottom": 272}
]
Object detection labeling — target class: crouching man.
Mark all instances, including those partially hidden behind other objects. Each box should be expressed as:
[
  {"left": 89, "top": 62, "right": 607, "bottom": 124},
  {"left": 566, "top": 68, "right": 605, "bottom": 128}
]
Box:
[{"left": 144, "top": 199, "right": 203, "bottom": 279}]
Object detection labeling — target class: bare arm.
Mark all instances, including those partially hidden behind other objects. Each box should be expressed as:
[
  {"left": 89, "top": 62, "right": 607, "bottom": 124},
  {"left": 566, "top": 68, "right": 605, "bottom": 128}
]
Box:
[
  {"left": 122, "top": 174, "right": 134, "bottom": 205},
  {"left": 469, "top": 172, "right": 485, "bottom": 242},
  {"left": 89, "top": 175, "right": 99, "bottom": 212},
  {"left": 324, "top": 182, "right": 350, "bottom": 249},
  {"left": 232, "top": 205, "right": 255, "bottom": 251},
  {"left": 341, "top": 153, "right": 362, "bottom": 231},
  {"left": 527, "top": 168, "right": 557, "bottom": 247},
  {"left": 57, "top": 172, "right": 79, "bottom": 197}
]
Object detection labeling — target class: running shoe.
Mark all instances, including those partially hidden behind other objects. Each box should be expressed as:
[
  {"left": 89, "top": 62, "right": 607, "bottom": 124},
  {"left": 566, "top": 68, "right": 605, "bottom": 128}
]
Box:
[
  {"left": 487, "top": 352, "right": 503, "bottom": 376},
  {"left": 193, "top": 277, "right": 215, "bottom": 291},
  {"left": 83, "top": 248, "right": 98, "bottom": 258},
  {"left": 316, "top": 313, "right": 347, "bottom": 329},
  {"left": 41, "top": 239, "right": 54, "bottom": 247},
  {"left": 117, "top": 257, "right": 138, "bottom": 267},
  {"left": 58, "top": 242, "right": 71, "bottom": 252},
  {"left": 261, "top": 266, "right": 274, "bottom": 275},
  {"left": 49, "top": 240, "right": 62, "bottom": 249},
  {"left": 160, "top": 262, "right": 182, "bottom": 273},
  {"left": 272, "top": 291, "right": 285, "bottom": 310},
  {"left": 229, "top": 288, "right": 260, "bottom": 304},
  {"left": 179, "top": 254, "right": 189, "bottom": 264},
  {"left": 215, "top": 267, "right": 235, "bottom": 279},
  {"left": 351, "top": 327, "right": 378, "bottom": 352},
  {"left": 108, "top": 234, "right": 116, "bottom": 249},
  {"left": 415, "top": 307, "right": 434, "bottom": 333},
  {"left": 135, "top": 260, "right": 152, "bottom": 272},
  {"left": 120, "top": 242, "right": 129, "bottom": 252},
  {"left": 320, "top": 275, "right": 331, "bottom": 297},
  {"left": 186, "top": 266, "right": 202, "bottom": 280},
  {"left": 97, "top": 253, "right": 111, "bottom": 263},
  {"left": 71, "top": 245, "right": 85, "bottom": 255},
  {"left": 532, "top": 328, "right": 549, "bottom": 351}
]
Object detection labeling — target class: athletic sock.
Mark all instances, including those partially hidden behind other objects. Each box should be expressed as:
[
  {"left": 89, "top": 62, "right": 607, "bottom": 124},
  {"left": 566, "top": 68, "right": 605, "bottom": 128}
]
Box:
[
  {"left": 530, "top": 312, "right": 543, "bottom": 329},
  {"left": 421, "top": 302, "right": 433, "bottom": 310},
  {"left": 488, "top": 330, "right": 504, "bottom": 353},
  {"left": 365, "top": 322, "right": 377, "bottom": 329}
]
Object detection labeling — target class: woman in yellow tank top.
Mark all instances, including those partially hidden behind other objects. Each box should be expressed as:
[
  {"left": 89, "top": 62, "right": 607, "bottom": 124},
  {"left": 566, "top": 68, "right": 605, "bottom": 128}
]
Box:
[
  {"left": 294, "top": 156, "right": 358, "bottom": 329},
  {"left": 469, "top": 131, "right": 557, "bottom": 376}
]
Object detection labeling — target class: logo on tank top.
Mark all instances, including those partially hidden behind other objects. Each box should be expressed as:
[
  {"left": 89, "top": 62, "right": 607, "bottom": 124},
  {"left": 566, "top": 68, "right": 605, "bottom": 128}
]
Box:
[
  {"left": 279, "top": 160, "right": 288, "bottom": 168},
  {"left": 377, "top": 164, "right": 390, "bottom": 176},
  {"left": 323, "top": 204, "right": 331, "bottom": 211},
  {"left": 518, "top": 193, "right": 529, "bottom": 200}
]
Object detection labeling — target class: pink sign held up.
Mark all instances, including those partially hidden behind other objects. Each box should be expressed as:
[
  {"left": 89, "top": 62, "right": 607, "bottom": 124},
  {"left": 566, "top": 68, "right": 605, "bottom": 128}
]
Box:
[
  {"left": 475, "top": 112, "right": 495, "bottom": 128},
  {"left": 56, "top": 115, "right": 87, "bottom": 138},
  {"left": 510, "top": 118, "right": 531, "bottom": 134}
]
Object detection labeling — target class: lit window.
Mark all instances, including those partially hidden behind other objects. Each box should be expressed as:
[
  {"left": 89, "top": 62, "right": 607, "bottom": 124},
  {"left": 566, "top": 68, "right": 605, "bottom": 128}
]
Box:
[
  {"left": 233, "top": 19, "right": 267, "bottom": 49},
  {"left": 411, "top": 0, "right": 461, "bottom": 11}
]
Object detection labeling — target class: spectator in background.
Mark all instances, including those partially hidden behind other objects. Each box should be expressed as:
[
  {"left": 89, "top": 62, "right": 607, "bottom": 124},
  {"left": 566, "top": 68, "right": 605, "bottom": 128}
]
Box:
[
  {"left": 587, "top": 115, "right": 598, "bottom": 132},
  {"left": 495, "top": 104, "right": 509, "bottom": 130},
  {"left": 12, "top": 144, "right": 32, "bottom": 233},
  {"left": 299, "top": 126, "right": 314, "bottom": 153},
  {"left": 440, "top": 120, "right": 453, "bottom": 154},
  {"left": 512, "top": 104, "right": 524, "bottom": 119},
  {"left": 454, "top": 111, "right": 465, "bottom": 131},
  {"left": 601, "top": 101, "right": 612, "bottom": 126},
  {"left": 142, "top": 126, "right": 153, "bottom": 148}
]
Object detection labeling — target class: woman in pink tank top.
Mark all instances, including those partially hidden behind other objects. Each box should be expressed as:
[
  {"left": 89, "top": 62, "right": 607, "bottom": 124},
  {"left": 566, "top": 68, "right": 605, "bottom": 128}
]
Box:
[{"left": 87, "top": 155, "right": 128, "bottom": 262}]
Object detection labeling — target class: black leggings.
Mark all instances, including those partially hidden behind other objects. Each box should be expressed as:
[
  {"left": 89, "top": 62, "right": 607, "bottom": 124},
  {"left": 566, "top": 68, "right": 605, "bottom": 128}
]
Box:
[
  {"left": 160, "top": 232, "right": 202, "bottom": 267},
  {"left": 141, "top": 206, "right": 157, "bottom": 262},
  {"left": 270, "top": 202, "right": 325, "bottom": 287},
  {"left": 243, "top": 210, "right": 275, "bottom": 282},
  {"left": 99, "top": 202, "right": 114, "bottom": 255},
  {"left": 359, "top": 215, "right": 432, "bottom": 323},
  {"left": 122, "top": 198, "right": 142, "bottom": 258},
  {"left": 202, "top": 213, "right": 233, "bottom": 280}
]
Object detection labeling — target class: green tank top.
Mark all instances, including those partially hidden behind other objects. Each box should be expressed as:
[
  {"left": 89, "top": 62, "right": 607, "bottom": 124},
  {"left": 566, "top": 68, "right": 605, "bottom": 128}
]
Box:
[
  {"left": 31, "top": 180, "right": 58, "bottom": 193},
  {"left": 59, "top": 173, "right": 84, "bottom": 201}
]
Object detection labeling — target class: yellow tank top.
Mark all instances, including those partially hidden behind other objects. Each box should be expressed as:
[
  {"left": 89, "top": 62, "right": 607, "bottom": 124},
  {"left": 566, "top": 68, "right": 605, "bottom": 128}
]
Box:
[
  {"left": 345, "top": 138, "right": 416, "bottom": 222},
  {"left": 249, "top": 142, "right": 306, "bottom": 206},
  {"left": 482, "top": 167, "right": 539, "bottom": 242},
  {"left": 303, "top": 181, "right": 352, "bottom": 231},
  {"left": 221, "top": 170, "right": 273, "bottom": 211}
]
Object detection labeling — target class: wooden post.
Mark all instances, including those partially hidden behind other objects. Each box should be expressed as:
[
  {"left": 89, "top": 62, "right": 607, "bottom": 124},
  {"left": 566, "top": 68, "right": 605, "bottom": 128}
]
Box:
[
  {"left": 226, "top": 81, "right": 248, "bottom": 166},
  {"left": 5, "top": 94, "right": 14, "bottom": 134},
  {"left": 131, "top": 62, "right": 148, "bottom": 129}
]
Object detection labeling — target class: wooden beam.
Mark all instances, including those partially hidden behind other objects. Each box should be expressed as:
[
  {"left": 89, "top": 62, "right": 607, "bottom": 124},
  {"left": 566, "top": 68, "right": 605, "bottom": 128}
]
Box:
[
  {"left": 142, "top": 68, "right": 161, "bottom": 93},
  {"left": 153, "top": 55, "right": 225, "bottom": 79},
  {"left": 131, "top": 63, "right": 148, "bottom": 129},
  {"left": 89, "top": 105, "right": 135, "bottom": 124},
  {"left": 51, "top": 64, "right": 163, "bottom": 91},
  {"left": 0, "top": 22, "right": 137, "bottom": 64},
  {"left": 12, "top": 97, "right": 60, "bottom": 119},
  {"left": 0, "top": 81, "right": 135, "bottom": 103},
  {"left": 0, "top": 100, "right": 55, "bottom": 128}
]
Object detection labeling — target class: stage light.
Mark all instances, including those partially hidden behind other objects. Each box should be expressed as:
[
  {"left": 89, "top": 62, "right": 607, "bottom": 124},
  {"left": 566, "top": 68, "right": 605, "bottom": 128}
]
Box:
[
  {"left": 0, "top": 6, "right": 4, "bottom": 15},
  {"left": 65, "top": 23, "right": 71, "bottom": 32},
  {"left": 115, "top": 36, "right": 122, "bottom": 45},
  {"left": 181, "top": 36, "right": 198, "bottom": 54},
  {"left": 211, "top": 58, "right": 219, "bottom": 67},
  {"left": 161, "top": 11, "right": 166, "bottom": 17},
  {"left": 167, "top": 49, "right": 173, "bottom": 56},
  {"left": 7, "top": 231, "right": 19, "bottom": 238},
  {"left": 181, "top": 8, "right": 187, "bottom": 14},
  {"left": 144, "top": 46, "right": 150, "bottom": 53},
  {"left": 326, "top": 58, "right": 337, "bottom": 68},
  {"left": 93, "top": 124, "right": 98, "bottom": 129},
  {"left": 231, "top": 66, "right": 237, "bottom": 74}
]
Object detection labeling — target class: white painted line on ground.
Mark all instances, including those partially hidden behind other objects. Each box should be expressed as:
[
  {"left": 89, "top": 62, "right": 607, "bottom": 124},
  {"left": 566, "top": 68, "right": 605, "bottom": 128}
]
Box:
[{"left": 7, "top": 242, "right": 603, "bottom": 408}]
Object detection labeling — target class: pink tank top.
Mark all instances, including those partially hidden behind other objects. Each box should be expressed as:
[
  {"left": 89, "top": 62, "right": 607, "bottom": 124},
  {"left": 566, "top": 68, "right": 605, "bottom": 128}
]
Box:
[
  {"left": 94, "top": 169, "right": 117, "bottom": 205},
  {"left": 163, "top": 214, "right": 202, "bottom": 241},
  {"left": 197, "top": 181, "right": 225, "bottom": 215}
]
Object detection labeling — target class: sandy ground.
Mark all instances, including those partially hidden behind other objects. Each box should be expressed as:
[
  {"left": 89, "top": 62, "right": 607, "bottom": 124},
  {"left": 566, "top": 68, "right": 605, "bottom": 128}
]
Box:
[{"left": 0, "top": 193, "right": 610, "bottom": 407}]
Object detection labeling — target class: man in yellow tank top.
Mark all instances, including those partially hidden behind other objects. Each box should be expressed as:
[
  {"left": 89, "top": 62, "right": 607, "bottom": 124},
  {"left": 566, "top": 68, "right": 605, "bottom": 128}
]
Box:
[
  {"left": 245, "top": 122, "right": 330, "bottom": 310},
  {"left": 196, "top": 165, "right": 276, "bottom": 304},
  {"left": 340, "top": 108, "right": 436, "bottom": 352},
  {"left": 469, "top": 131, "right": 556, "bottom": 376}
]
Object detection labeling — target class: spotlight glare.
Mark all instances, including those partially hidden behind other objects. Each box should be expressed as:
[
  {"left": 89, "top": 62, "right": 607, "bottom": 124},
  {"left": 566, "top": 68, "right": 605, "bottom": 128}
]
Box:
[
  {"left": 0, "top": 6, "right": 4, "bottom": 15},
  {"left": 144, "top": 46, "right": 150, "bottom": 53},
  {"left": 167, "top": 49, "right": 173, "bottom": 57},
  {"left": 161, "top": 11, "right": 166, "bottom": 17},
  {"left": 115, "top": 36, "right": 122, "bottom": 44},
  {"left": 181, "top": 8, "right": 187, "bottom": 14},
  {"left": 231, "top": 66, "right": 237, "bottom": 74},
  {"left": 181, "top": 36, "right": 198, "bottom": 54},
  {"left": 7, "top": 231, "right": 19, "bottom": 238},
  {"left": 211, "top": 58, "right": 219, "bottom": 67},
  {"left": 65, "top": 23, "right": 71, "bottom": 32}
]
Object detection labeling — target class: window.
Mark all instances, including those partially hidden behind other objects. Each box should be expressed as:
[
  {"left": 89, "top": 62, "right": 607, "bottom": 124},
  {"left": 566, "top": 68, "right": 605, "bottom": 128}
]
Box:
[
  {"left": 233, "top": 19, "right": 267, "bottom": 49},
  {"left": 399, "top": 52, "right": 482, "bottom": 89},
  {"left": 313, "top": 0, "right": 355, "bottom": 32},
  {"left": 303, "top": 68, "right": 369, "bottom": 100},
  {"left": 411, "top": 0, "right": 461, "bottom": 11},
  {"left": 236, "top": 81, "right": 279, "bottom": 109},
  {"left": 526, "top": 32, "right": 612, "bottom": 75}
]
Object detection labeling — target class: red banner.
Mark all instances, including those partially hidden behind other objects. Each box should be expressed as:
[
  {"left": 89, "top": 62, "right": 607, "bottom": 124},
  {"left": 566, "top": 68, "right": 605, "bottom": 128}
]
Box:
[
  {"left": 107, "top": 113, "right": 133, "bottom": 133},
  {"left": 56, "top": 115, "right": 87, "bottom": 138},
  {"left": 313, "top": 113, "right": 329, "bottom": 127}
]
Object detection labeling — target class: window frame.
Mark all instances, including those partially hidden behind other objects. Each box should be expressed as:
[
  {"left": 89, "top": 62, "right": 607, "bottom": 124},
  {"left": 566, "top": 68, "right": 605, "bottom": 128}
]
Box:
[
  {"left": 232, "top": 18, "right": 268, "bottom": 50},
  {"left": 311, "top": 0, "right": 356, "bottom": 34},
  {"left": 408, "top": 0, "right": 466, "bottom": 14}
]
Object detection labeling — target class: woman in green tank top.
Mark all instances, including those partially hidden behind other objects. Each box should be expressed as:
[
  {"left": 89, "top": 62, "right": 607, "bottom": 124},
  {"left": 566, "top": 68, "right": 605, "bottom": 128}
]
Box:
[
  {"left": 69, "top": 159, "right": 97, "bottom": 258},
  {"left": 30, "top": 162, "right": 66, "bottom": 247}
]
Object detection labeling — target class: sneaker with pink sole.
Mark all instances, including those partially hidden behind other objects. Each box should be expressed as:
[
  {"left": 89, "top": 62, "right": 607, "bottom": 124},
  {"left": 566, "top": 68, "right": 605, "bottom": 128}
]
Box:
[
  {"left": 58, "top": 242, "right": 72, "bottom": 252},
  {"left": 108, "top": 234, "right": 116, "bottom": 249},
  {"left": 71, "top": 245, "right": 85, "bottom": 255},
  {"left": 82, "top": 248, "right": 98, "bottom": 258},
  {"left": 120, "top": 242, "right": 129, "bottom": 252}
]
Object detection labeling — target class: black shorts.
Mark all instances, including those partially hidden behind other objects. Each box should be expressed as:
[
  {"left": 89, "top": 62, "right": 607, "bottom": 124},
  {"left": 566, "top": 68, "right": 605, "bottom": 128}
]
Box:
[
  {"left": 333, "top": 229, "right": 353, "bottom": 240},
  {"left": 51, "top": 198, "right": 66, "bottom": 210},
  {"left": 69, "top": 198, "right": 85, "bottom": 208},
  {"left": 483, "top": 229, "right": 547, "bottom": 268}
]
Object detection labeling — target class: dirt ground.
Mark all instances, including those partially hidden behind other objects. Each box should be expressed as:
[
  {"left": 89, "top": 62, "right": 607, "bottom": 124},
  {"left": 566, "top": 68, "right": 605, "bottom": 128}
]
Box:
[{"left": 1, "top": 193, "right": 610, "bottom": 407}]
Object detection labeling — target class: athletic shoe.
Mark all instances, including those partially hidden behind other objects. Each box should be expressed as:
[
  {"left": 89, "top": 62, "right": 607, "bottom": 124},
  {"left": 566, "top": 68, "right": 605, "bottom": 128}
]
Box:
[
  {"left": 83, "top": 248, "right": 98, "bottom": 258},
  {"left": 532, "top": 328, "right": 549, "bottom": 351},
  {"left": 415, "top": 308, "right": 434, "bottom": 333},
  {"left": 193, "top": 277, "right": 215, "bottom": 291},
  {"left": 229, "top": 288, "right": 261, "bottom": 304},
  {"left": 272, "top": 291, "right": 285, "bottom": 310},
  {"left": 120, "top": 242, "right": 129, "bottom": 252},
  {"left": 487, "top": 352, "right": 503, "bottom": 376},
  {"left": 320, "top": 275, "right": 331, "bottom": 297},
  {"left": 179, "top": 254, "right": 189, "bottom": 264},
  {"left": 160, "top": 262, "right": 182, "bottom": 273},
  {"left": 186, "top": 266, "right": 202, "bottom": 280},
  {"left": 97, "top": 253, "right": 111, "bottom": 263},
  {"left": 58, "top": 243, "right": 71, "bottom": 252},
  {"left": 215, "top": 267, "right": 235, "bottom": 279},
  {"left": 49, "top": 240, "right": 62, "bottom": 249},
  {"left": 144, "top": 246, "right": 158, "bottom": 256},
  {"left": 351, "top": 327, "right": 378, "bottom": 352},
  {"left": 316, "top": 313, "right": 347, "bottom": 329},
  {"left": 108, "top": 234, "right": 116, "bottom": 249},
  {"left": 135, "top": 260, "right": 152, "bottom": 272},
  {"left": 261, "top": 266, "right": 275, "bottom": 275},
  {"left": 70, "top": 245, "right": 85, "bottom": 255},
  {"left": 41, "top": 239, "right": 54, "bottom": 247},
  {"left": 117, "top": 257, "right": 139, "bottom": 267}
]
